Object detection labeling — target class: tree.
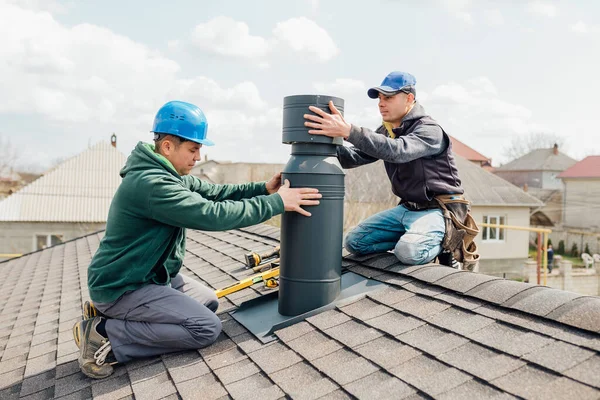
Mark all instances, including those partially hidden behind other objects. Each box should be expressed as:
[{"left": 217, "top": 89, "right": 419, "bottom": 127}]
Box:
[
  {"left": 571, "top": 243, "right": 579, "bottom": 257},
  {"left": 0, "top": 135, "right": 19, "bottom": 177},
  {"left": 557, "top": 240, "right": 565, "bottom": 255},
  {"left": 502, "top": 132, "right": 567, "bottom": 162},
  {"left": 584, "top": 243, "right": 591, "bottom": 255}
]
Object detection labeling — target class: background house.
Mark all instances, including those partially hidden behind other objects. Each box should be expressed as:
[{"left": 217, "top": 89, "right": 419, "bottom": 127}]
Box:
[
  {"left": 0, "top": 171, "right": 40, "bottom": 199},
  {"left": 553, "top": 156, "right": 600, "bottom": 255},
  {"left": 448, "top": 135, "right": 493, "bottom": 171},
  {"left": 494, "top": 144, "right": 577, "bottom": 226},
  {"left": 0, "top": 140, "right": 126, "bottom": 261}
]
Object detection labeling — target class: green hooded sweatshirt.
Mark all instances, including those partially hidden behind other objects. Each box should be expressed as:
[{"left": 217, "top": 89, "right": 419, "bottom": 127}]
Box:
[{"left": 87, "top": 142, "right": 284, "bottom": 303}]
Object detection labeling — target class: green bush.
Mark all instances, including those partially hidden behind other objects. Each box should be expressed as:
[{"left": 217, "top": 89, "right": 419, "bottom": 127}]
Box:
[
  {"left": 585, "top": 243, "right": 591, "bottom": 255},
  {"left": 557, "top": 240, "right": 565, "bottom": 255},
  {"left": 571, "top": 243, "right": 579, "bottom": 257}
]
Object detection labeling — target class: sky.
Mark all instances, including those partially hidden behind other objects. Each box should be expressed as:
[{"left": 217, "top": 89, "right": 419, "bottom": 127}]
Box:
[{"left": 1, "top": 0, "right": 599, "bottom": 172}]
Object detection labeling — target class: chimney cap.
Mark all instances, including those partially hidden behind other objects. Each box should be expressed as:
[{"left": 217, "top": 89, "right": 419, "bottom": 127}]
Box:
[
  {"left": 552, "top": 143, "right": 558, "bottom": 155},
  {"left": 111, "top": 133, "right": 117, "bottom": 148}
]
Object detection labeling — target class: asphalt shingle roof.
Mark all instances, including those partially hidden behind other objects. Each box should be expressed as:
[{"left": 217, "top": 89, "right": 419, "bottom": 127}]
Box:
[
  {"left": 495, "top": 148, "right": 577, "bottom": 172},
  {"left": 1, "top": 225, "right": 599, "bottom": 399},
  {"left": 0, "top": 141, "right": 126, "bottom": 222}
]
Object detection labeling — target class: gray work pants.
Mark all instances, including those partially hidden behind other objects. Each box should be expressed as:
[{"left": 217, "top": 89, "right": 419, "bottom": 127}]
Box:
[{"left": 95, "top": 274, "right": 221, "bottom": 363}]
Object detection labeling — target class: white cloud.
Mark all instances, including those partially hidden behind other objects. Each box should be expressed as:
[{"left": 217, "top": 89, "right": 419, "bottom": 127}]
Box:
[
  {"left": 440, "top": 0, "right": 473, "bottom": 24},
  {"left": 272, "top": 17, "right": 339, "bottom": 62},
  {"left": 0, "top": 3, "right": 281, "bottom": 167},
  {"left": 307, "top": 0, "right": 319, "bottom": 13},
  {"left": 484, "top": 9, "right": 504, "bottom": 26},
  {"left": 571, "top": 21, "right": 600, "bottom": 34},
  {"left": 526, "top": 1, "right": 558, "bottom": 18},
  {"left": 190, "top": 17, "right": 270, "bottom": 60},
  {"left": 313, "top": 78, "right": 366, "bottom": 97},
  {"left": 424, "top": 78, "right": 543, "bottom": 164},
  {"left": 186, "top": 16, "right": 339, "bottom": 65}
]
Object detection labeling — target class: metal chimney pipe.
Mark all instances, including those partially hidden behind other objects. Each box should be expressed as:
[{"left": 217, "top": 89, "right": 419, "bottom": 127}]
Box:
[{"left": 279, "top": 95, "right": 345, "bottom": 316}]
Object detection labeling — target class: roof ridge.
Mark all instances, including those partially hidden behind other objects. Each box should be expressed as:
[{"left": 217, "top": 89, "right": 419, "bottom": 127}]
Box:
[{"left": 352, "top": 253, "right": 600, "bottom": 335}]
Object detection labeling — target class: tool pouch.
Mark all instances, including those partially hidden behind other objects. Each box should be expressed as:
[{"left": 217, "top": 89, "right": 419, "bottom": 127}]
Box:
[{"left": 434, "top": 194, "right": 480, "bottom": 272}]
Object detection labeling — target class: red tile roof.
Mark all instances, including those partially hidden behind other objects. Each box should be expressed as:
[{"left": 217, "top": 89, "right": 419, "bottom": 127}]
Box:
[
  {"left": 449, "top": 135, "right": 491, "bottom": 163},
  {"left": 557, "top": 156, "right": 600, "bottom": 178}
]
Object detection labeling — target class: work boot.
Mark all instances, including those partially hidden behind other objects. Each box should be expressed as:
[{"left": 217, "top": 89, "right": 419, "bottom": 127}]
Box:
[
  {"left": 73, "top": 317, "right": 116, "bottom": 379},
  {"left": 83, "top": 301, "right": 106, "bottom": 320}
]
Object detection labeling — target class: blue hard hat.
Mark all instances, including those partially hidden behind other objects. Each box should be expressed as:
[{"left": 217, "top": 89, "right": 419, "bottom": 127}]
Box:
[
  {"left": 367, "top": 71, "right": 417, "bottom": 99},
  {"left": 151, "top": 101, "right": 214, "bottom": 146}
]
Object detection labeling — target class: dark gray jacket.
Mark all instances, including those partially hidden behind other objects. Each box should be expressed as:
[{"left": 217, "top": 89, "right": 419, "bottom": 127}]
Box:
[{"left": 337, "top": 102, "right": 463, "bottom": 203}]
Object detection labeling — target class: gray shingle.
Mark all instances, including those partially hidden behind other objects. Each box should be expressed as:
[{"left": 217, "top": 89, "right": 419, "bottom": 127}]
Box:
[
  {"left": 311, "top": 348, "right": 379, "bottom": 386},
  {"left": 0, "top": 366, "right": 25, "bottom": 390},
  {"left": 285, "top": 330, "right": 343, "bottom": 362},
  {"left": 433, "top": 291, "right": 487, "bottom": 310},
  {"left": 538, "top": 377, "right": 600, "bottom": 400},
  {"left": 354, "top": 336, "right": 421, "bottom": 370},
  {"left": 364, "top": 311, "right": 426, "bottom": 337},
  {"left": 198, "top": 334, "right": 237, "bottom": 358},
  {"left": 397, "top": 325, "right": 469, "bottom": 356},
  {"left": 392, "top": 295, "right": 451, "bottom": 319},
  {"left": 270, "top": 361, "right": 339, "bottom": 400},
  {"left": 374, "top": 273, "right": 415, "bottom": 287},
  {"left": 344, "top": 371, "right": 416, "bottom": 400},
  {"left": 338, "top": 297, "right": 393, "bottom": 320},
  {"left": 203, "top": 346, "right": 248, "bottom": 371},
  {"left": 91, "top": 373, "right": 133, "bottom": 400},
  {"left": 130, "top": 371, "right": 177, "bottom": 400},
  {"left": 224, "top": 373, "right": 284, "bottom": 400},
  {"left": 324, "top": 320, "right": 383, "bottom": 348},
  {"left": 173, "top": 372, "right": 227, "bottom": 400},
  {"left": 230, "top": 333, "right": 267, "bottom": 354},
  {"left": 564, "top": 355, "right": 600, "bottom": 388},
  {"left": 274, "top": 321, "right": 315, "bottom": 343},
  {"left": 55, "top": 360, "right": 80, "bottom": 379},
  {"left": 363, "top": 254, "right": 401, "bottom": 270},
  {"left": 523, "top": 340, "right": 595, "bottom": 372},
  {"left": 407, "top": 266, "right": 463, "bottom": 284},
  {"left": 425, "top": 307, "right": 495, "bottom": 335},
  {"left": 435, "top": 272, "right": 501, "bottom": 294},
  {"left": 389, "top": 354, "right": 471, "bottom": 396},
  {"left": 347, "top": 265, "right": 387, "bottom": 279},
  {"left": 465, "top": 279, "right": 537, "bottom": 305},
  {"left": 162, "top": 350, "right": 210, "bottom": 384},
  {"left": 1, "top": 343, "right": 31, "bottom": 361},
  {"left": 127, "top": 360, "right": 166, "bottom": 384},
  {"left": 306, "top": 309, "right": 351, "bottom": 331},
  {"left": 437, "top": 380, "right": 516, "bottom": 400},
  {"left": 467, "top": 322, "right": 555, "bottom": 357},
  {"left": 402, "top": 280, "right": 447, "bottom": 297},
  {"left": 24, "top": 351, "right": 56, "bottom": 377},
  {"left": 503, "top": 287, "right": 583, "bottom": 317},
  {"left": 0, "top": 353, "right": 27, "bottom": 374},
  {"left": 491, "top": 365, "right": 562, "bottom": 399},
  {"left": 212, "top": 358, "right": 261, "bottom": 385},
  {"left": 546, "top": 297, "right": 600, "bottom": 333},
  {"left": 366, "top": 287, "right": 416, "bottom": 306},
  {"left": 54, "top": 369, "right": 92, "bottom": 398},
  {"left": 19, "top": 369, "right": 55, "bottom": 397},
  {"left": 56, "top": 387, "right": 93, "bottom": 400},
  {"left": 246, "top": 342, "right": 302, "bottom": 374},
  {"left": 438, "top": 342, "right": 526, "bottom": 381},
  {"left": 220, "top": 318, "right": 249, "bottom": 338},
  {"left": 19, "top": 387, "right": 54, "bottom": 400}
]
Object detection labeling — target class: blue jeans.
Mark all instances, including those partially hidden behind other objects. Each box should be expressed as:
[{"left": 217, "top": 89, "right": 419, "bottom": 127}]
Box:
[{"left": 345, "top": 205, "right": 445, "bottom": 265}]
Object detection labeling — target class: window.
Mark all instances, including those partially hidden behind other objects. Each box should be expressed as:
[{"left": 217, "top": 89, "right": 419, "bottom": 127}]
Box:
[
  {"left": 35, "top": 234, "right": 63, "bottom": 250},
  {"left": 482, "top": 216, "right": 505, "bottom": 242}
]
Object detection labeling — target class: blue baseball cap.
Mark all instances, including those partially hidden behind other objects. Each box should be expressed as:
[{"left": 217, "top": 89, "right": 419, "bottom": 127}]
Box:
[{"left": 367, "top": 71, "right": 417, "bottom": 99}]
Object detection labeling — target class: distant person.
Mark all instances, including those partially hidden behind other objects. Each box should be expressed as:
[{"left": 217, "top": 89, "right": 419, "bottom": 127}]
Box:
[
  {"left": 304, "top": 71, "right": 478, "bottom": 269},
  {"left": 72, "top": 101, "right": 321, "bottom": 379}
]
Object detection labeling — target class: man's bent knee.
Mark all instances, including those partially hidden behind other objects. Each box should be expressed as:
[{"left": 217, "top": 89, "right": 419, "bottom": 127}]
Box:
[
  {"left": 184, "top": 313, "right": 222, "bottom": 348},
  {"left": 344, "top": 228, "right": 367, "bottom": 255},
  {"left": 394, "top": 234, "right": 441, "bottom": 265}
]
